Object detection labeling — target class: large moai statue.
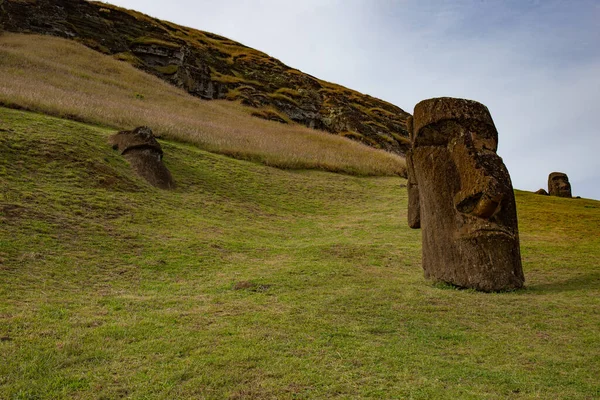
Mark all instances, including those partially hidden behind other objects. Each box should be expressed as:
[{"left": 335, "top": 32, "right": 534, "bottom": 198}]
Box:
[
  {"left": 548, "top": 172, "right": 572, "bottom": 198},
  {"left": 407, "top": 97, "right": 524, "bottom": 292},
  {"left": 109, "top": 126, "right": 175, "bottom": 189}
]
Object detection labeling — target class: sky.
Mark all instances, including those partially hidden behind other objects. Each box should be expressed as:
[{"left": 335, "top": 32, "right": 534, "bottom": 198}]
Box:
[{"left": 106, "top": 0, "right": 600, "bottom": 200}]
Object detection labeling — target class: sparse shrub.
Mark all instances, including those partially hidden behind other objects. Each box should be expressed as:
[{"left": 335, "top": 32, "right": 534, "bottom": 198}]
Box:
[
  {"left": 154, "top": 64, "right": 179, "bottom": 75},
  {"left": 113, "top": 52, "right": 142, "bottom": 66},
  {"left": 376, "top": 132, "right": 396, "bottom": 145},
  {"left": 274, "top": 87, "right": 302, "bottom": 99},
  {"left": 368, "top": 107, "right": 396, "bottom": 118},
  {"left": 211, "top": 72, "right": 247, "bottom": 85},
  {"left": 130, "top": 36, "right": 180, "bottom": 49},
  {"left": 268, "top": 92, "right": 300, "bottom": 107},
  {"left": 391, "top": 132, "right": 411, "bottom": 144},
  {"left": 365, "top": 120, "right": 388, "bottom": 130},
  {"left": 251, "top": 108, "right": 290, "bottom": 124}
]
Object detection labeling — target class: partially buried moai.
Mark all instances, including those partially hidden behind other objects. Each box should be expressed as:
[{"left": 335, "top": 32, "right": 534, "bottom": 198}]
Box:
[
  {"left": 109, "top": 126, "right": 175, "bottom": 189},
  {"left": 548, "top": 172, "right": 572, "bottom": 198},
  {"left": 407, "top": 97, "right": 524, "bottom": 292}
]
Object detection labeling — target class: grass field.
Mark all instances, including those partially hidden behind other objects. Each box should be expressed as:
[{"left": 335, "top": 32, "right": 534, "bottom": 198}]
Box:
[{"left": 1, "top": 107, "right": 599, "bottom": 399}]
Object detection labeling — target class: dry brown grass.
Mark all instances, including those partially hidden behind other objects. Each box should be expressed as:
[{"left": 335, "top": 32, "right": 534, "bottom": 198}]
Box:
[{"left": 0, "top": 33, "right": 405, "bottom": 176}]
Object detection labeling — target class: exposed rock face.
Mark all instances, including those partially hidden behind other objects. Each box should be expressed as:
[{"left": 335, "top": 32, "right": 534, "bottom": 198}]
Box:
[
  {"left": 548, "top": 172, "right": 572, "bottom": 198},
  {"left": 535, "top": 188, "right": 549, "bottom": 196},
  {"left": 0, "top": 1, "right": 4, "bottom": 32},
  {"left": 1, "top": 0, "right": 411, "bottom": 154},
  {"left": 109, "top": 126, "right": 174, "bottom": 189},
  {"left": 407, "top": 97, "right": 524, "bottom": 292}
]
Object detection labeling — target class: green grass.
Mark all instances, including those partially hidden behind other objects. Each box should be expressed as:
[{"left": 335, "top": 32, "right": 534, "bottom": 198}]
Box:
[{"left": 1, "top": 107, "right": 599, "bottom": 399}]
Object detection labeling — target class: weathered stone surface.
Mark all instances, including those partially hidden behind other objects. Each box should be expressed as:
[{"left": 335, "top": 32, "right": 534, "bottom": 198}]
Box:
[
  {"left": 405, "top": 116, "right": 420, "bottom": 229},
  {"left": 535, "top": 188, "right": 549, "bottom": 196},
  {"left": 1, "top": 0, "right": 411, "bottom": 154},
  {"left": 407, "top": 97, "right": 524, "bottom": 292},
  {"left": 109, "top": 127, "right": 174, "bottom": 189},
  {"left": 548, "top": 172, "right": 572, "bottom": 198},
  {"left": 109, "top": 126, "right": 162, "bottom": 155}
]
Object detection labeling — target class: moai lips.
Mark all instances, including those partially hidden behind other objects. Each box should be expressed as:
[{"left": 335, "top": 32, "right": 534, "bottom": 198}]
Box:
[
  {"left": 109, "top": 127, "right": 175, "bottom": 189},
  {"left": 548, "top": 172, "right": 572, "bottom": 198},
  {"left": 407, "top": 97, "right": 524, "bottom": 292}
]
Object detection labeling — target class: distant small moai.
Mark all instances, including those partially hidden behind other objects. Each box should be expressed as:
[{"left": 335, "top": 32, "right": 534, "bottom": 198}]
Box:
[
  {"left": 109, "top": 126, "right": 175, "bottom": 189},
  {"left": 407, "top": 97, "right": 524, "bottom": 292},
  {"left": 548, "top": 172, "right": 572, "bottom": 198}
]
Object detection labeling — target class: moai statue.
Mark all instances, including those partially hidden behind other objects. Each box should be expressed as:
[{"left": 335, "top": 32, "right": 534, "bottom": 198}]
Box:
[
  {"left": 548, "top": 172, "right": 572, "bottom": 198},
  {"left": 407, "top": 97, "right": 524, "bottom": 292},
  {"left": 109, "top": 126, "right": 175, "bottom": 189}
]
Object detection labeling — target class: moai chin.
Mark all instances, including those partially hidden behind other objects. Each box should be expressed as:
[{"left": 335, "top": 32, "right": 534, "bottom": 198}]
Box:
[
  {"left": 548, "top": 172, "right": 572, "bottom": 198},
  {"left": 407, "top": 97, "right": 524, "bottom": 292}
]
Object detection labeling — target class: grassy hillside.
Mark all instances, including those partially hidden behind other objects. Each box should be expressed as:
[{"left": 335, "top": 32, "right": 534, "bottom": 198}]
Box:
[
  {"left": 0, "top": 33, "right": 405, "bottom": 177},
  {"left": 1, "top": 107, "right": 599, "bottom": 399},
  {"left": 0, "top": 0, "right": 411, "bottom": 153}
]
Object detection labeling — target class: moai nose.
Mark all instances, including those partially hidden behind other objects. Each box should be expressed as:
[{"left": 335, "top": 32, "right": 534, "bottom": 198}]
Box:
[{"left": 454, "top": 180, "right": 503, "bottom": 219}]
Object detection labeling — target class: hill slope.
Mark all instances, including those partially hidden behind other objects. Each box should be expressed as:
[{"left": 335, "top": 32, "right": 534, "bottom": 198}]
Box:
[
  {"left": 0, "top": 32, "right": 405, "bottom": 176},
  {"left": 1, "top": 107, "right": 599, "bottom": 399},
  {"left": 0, "top": 0, "right": 411, "bottom": 153}
]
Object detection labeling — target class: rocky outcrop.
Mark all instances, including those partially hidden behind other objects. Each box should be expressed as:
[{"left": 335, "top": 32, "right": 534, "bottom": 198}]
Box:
[
  {"left": 1, "top": 0, "right": 410, "bottom": 154},
  {"left": 0, "top": 1, "right": 5, "bottom": 32}
]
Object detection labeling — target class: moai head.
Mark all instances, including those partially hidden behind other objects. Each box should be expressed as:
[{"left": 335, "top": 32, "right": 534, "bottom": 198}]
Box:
[
  {"left": 109, "top": 127, "right": 175, "bottom": 189},
  {"left": 407, "top": 97, "right": 524, "bottom": 292},
  {"left": 548, "top": 172, "right": 571, "bottom": 198}
]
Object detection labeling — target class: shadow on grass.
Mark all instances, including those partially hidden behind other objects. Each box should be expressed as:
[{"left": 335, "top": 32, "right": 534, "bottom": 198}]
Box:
[{"left": 524, "top": 272, "right": 600, "bottom": 294}]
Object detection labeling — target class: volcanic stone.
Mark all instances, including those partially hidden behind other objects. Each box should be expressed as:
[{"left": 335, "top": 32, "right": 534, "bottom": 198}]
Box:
[
  {"left": 548, "top": 172, "right": 572, "bottom": 198},
  {"left": 407, "top": 97, "right": 524, "bottom": 292},
  {"left": 109, "top": 127, "right": 174, "bottom": 189}
]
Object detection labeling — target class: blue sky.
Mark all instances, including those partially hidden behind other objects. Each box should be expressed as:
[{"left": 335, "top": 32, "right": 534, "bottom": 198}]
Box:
[{"left": 106, "top": 0, "right": 600, "bottom": 199}]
